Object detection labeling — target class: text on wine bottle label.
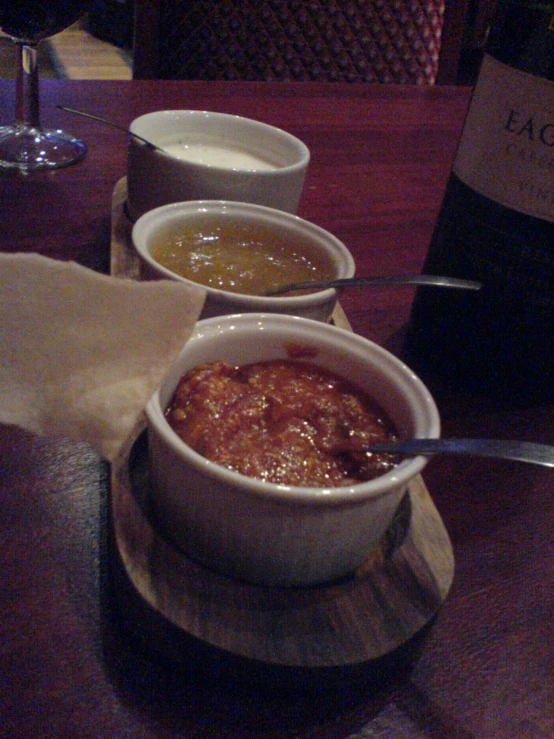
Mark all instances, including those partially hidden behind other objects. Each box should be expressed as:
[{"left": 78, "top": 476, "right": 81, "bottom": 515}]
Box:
[{"left": 453, "top": 55, "right": 554, "bottom": 223}]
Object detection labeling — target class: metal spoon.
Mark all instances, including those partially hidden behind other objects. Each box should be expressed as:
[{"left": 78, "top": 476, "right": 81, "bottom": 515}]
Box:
[
  {"left": 368, "top": 438, "right": 554, "bottom": 468},
  {"left": 56, "top": 105, "right": 164, "bottom": 152},
  {"left": 266, "top": 275, "right": 482, "bottom": 296}
]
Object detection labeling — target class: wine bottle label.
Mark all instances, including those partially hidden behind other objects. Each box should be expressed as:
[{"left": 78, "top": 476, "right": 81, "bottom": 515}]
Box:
[{"left": 453, "top": 55, "right": 554, "bottom": 223}]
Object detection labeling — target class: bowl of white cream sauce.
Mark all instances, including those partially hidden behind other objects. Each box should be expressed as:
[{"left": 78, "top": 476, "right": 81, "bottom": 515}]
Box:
[{"left": 127, "top": 110, "right": 310, "bottom": 221}]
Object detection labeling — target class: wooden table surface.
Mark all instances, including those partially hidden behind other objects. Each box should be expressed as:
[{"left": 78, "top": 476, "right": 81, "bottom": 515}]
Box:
[{"left": 1, "top": 80, "right": 552, "bottom": 739}]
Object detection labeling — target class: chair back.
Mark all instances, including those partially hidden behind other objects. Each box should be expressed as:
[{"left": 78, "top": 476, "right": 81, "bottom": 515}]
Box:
[{"left": 133, "top": 0, "right": 470, "bottom": 84}]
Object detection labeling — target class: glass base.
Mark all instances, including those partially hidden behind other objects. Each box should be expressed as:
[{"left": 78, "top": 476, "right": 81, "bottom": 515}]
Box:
[{"left": 0, "top": 124, "right": 87, "bottom": 171}]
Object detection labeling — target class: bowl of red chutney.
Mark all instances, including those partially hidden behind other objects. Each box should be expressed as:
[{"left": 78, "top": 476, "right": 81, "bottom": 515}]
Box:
[{"left": 145, "top": 313, "right": 440, "bottom": 587}]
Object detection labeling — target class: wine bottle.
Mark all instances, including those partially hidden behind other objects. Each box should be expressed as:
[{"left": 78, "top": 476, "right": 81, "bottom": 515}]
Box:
[{"left": 404, "top": 0, "right": 554, "bottom": 403}]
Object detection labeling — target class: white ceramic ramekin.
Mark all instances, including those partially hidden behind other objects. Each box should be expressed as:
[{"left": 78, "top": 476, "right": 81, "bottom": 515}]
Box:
[
  {"left": 132, "top": 200, "right": 355, "bottom": 322},
  {"left": 146, "top": 313, "right": 440, "bottom": 587},
  {"left": 127, "top": 110, "right": 310, "bottom": 221}
]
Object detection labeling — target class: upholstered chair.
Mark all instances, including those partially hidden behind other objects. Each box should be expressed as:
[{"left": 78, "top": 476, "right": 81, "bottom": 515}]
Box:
[{"left": 133, "top": 0, "right": 471, "bottom": 84}]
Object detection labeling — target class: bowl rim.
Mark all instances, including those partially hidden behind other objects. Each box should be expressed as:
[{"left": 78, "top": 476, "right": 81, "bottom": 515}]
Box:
[
  {"left": 129, "top": 110, "right": 310, "bottom": 174},
  {"left": 146, "top": 313, "right": 441, "bottom": 505},
  {"left": 131, "top": 200, "right": 356, "bottom": 308}
]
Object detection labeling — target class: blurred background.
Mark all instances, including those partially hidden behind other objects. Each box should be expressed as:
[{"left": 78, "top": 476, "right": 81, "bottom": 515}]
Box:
[
  {"left": 0, "top": 1, "right": 133, "bottom": 80},
  {"left": 0, "top": 0, "right": 494, "bottom": 83}
]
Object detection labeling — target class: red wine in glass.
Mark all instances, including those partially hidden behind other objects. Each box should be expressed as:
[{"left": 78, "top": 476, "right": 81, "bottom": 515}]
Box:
[{"left": 0, "top": 1, "right": 91, "bottom": 170}]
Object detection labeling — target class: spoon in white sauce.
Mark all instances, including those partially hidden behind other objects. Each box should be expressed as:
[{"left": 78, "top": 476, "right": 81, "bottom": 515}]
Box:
[{"left": 57, "top": 105, "right": 165, "bottom": 152}]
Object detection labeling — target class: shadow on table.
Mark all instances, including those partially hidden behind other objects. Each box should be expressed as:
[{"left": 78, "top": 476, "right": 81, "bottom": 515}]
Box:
[{"left": 97, "top": 514, "right": 439, "bottom": 736}]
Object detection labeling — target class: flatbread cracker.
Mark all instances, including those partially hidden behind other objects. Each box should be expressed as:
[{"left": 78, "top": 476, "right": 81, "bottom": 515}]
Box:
[{"left": 0, "top": 253, "right": 205, "bottom": 460}]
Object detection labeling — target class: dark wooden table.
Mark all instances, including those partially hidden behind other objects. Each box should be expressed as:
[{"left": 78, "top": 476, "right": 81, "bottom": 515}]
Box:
[{"left": 1, "top": 80, "right": 552, "bottom": 739}]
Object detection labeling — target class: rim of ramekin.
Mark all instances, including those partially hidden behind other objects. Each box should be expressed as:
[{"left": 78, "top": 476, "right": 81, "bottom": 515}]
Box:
[
  {"left": 145, "top": 313, "right": 441, "bottom": 505},
  {"left": 129, "top": 110, "right": 310, "bottom": 175},
  {"left": 132, "top": 200, "right": 356, "bottom": 309}
]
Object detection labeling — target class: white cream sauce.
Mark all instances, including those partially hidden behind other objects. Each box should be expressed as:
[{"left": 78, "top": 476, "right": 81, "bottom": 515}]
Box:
[{"left": 162, "top": 141, "right": 278, "bottom": 170}]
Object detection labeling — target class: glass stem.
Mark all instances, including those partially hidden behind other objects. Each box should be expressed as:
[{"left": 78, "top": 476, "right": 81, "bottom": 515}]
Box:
[{"left": 15, "top": 42, "right": 40, "bottom": 129}]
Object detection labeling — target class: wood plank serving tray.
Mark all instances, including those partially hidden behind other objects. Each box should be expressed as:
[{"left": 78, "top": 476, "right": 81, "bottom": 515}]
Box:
[{"left": 109, "top": 177, "right": 454, "bottom": 668}]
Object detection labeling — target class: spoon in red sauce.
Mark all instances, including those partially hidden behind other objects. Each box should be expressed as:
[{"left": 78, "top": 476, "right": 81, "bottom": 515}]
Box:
[{"left": 367, "top": 438, "right": 554, "bottom": 468}]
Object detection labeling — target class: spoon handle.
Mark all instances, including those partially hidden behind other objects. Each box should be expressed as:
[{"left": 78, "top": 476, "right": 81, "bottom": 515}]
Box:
[
  {"left": 268, "top": 275, "right": 482, "bottom": 295},
  {"left": 56, "top": 105, "right": 162, "bottom": 151},
  {"left": 369, "top": 438, "right": 554, "bottom": 467}
]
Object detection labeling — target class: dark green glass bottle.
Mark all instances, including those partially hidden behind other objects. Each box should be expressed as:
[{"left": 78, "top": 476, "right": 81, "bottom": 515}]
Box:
[{"left": 405, "top": 0, "right": 554, "bottom": 403}]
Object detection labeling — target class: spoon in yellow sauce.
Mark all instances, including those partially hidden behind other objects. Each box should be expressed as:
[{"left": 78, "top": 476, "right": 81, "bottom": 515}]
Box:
[{"left": 266, "top": 274, "right": 482, "bottom": 296}]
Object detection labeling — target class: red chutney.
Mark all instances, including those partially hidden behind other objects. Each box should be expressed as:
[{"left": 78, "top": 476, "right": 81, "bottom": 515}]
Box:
[{"left": 166, "top": 359, "right": 399, "bottom": 488}]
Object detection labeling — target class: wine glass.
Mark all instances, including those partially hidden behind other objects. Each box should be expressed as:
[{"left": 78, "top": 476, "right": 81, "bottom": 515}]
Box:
[{"left": 0, "top": 1, "right": 91, "bottom": 171}]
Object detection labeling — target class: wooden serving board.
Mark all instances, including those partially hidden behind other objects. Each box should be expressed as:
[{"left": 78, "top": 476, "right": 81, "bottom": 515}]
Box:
[{"left": 109, "top": 178, "right": 455, "bottom": 668}]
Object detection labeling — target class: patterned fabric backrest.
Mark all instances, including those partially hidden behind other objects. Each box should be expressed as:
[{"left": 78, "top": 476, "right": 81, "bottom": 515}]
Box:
[{"left": 148, "top": 0, "right": 447, "bottom": 84}]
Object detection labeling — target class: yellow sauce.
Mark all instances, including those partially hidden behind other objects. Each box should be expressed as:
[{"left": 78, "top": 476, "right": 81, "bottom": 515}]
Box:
[{"left": 150, "top": 215, "right": 336, "bottom": 295}]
